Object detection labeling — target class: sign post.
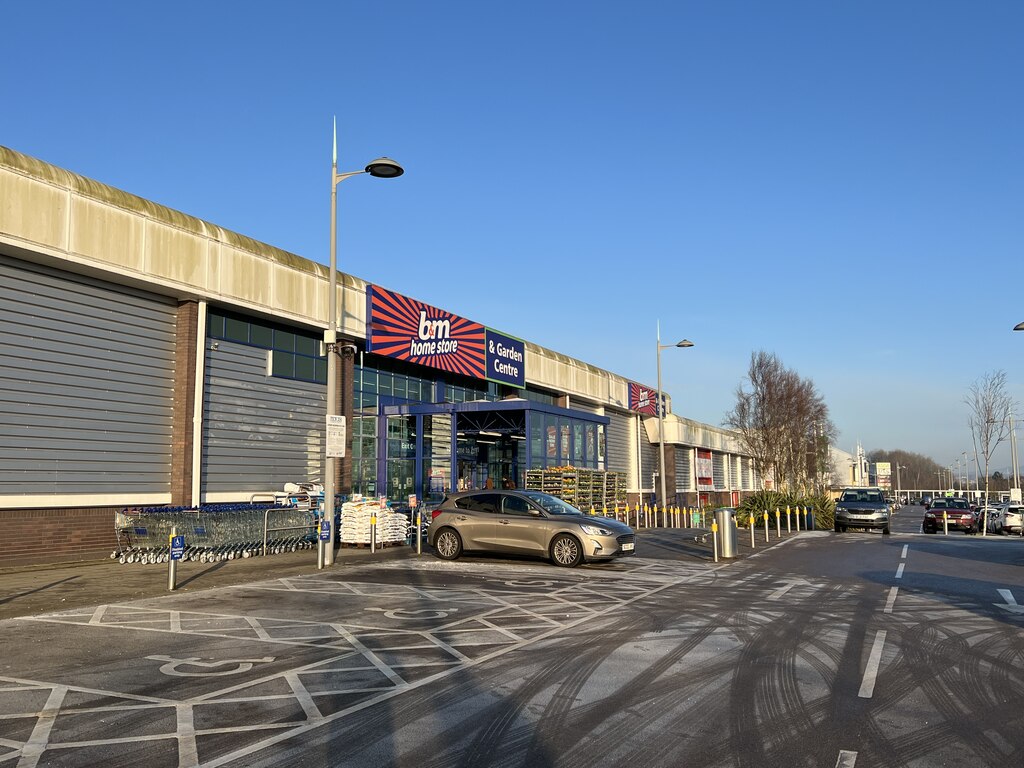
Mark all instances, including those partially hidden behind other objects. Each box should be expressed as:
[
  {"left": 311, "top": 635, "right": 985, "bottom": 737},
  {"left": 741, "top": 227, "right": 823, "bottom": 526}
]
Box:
[{"left": 168, "top": 527, "right": 184, "bottom": 591}]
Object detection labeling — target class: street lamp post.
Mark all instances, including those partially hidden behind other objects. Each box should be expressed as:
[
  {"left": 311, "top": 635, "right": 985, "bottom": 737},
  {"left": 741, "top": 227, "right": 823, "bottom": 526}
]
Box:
[
  {"left": 323, "top": 121, "right": 403, "bottom": 568},
  {"left": 656, "top": 324, "right": 693, "bottom": 515},
  {"left": 962, "top": 450, "right": 970, "bottom": 499}
]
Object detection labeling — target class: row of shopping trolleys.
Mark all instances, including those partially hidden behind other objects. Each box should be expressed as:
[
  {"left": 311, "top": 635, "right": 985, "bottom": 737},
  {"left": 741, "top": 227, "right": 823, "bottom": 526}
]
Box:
[
  {"left": 112, "top": 536, "right": 317, "bottom": 565},
  {"left": 112, "top": 502, "right": 318, "bottom": 566}
]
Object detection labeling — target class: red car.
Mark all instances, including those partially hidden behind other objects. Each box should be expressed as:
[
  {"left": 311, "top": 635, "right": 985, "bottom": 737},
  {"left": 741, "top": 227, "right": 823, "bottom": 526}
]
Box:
[{"left": 923, "top": 498, "right": 975, "bottom": 534}]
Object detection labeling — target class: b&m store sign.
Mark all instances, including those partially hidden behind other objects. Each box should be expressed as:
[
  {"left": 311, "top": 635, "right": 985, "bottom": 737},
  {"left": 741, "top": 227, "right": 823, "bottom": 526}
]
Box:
[
  {"left": 628, "top": 382, "right": 664, "bottom": 416},
  {"left": 366, "top": 285, "right": 525, "bottom": 387}
]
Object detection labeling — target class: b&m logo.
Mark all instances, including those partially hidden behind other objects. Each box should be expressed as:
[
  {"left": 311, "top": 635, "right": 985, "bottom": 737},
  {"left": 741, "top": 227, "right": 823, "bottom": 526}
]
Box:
[{"left": 410, "top": 311, "right": 460, "bottom": 355}]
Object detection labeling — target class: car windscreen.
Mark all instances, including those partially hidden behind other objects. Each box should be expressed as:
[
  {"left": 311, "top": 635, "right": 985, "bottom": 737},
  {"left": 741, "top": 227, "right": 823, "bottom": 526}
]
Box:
[{"left": 520, "top": 491, "right": 583, "bottom": 516}]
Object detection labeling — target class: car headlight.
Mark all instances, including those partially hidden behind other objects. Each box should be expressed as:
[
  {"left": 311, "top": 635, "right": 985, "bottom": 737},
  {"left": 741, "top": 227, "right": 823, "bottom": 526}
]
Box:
[
  {"left": 579, "top": 523, "right": 612, "bottom": 536},
  {"left": 835, "top": 506, "right": 847, "bottom": 513}
]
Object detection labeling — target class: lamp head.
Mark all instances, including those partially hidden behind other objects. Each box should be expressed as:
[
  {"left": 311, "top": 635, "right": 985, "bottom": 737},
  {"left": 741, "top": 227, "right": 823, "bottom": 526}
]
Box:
[
  {"left": 676, "top": 339, "right": 694, "bottom": 348},
  {"left": 1015, "top": 321, "right": 1024, "bottom": 331},
  {"left": 365, "top": 157, "right": 404, "bottom": 178}
]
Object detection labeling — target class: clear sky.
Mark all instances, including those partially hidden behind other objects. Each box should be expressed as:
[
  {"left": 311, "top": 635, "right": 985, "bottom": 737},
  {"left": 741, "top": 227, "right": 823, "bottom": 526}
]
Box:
[{"left": 3, "top": 1, "right": 1022, "bottom": 475}]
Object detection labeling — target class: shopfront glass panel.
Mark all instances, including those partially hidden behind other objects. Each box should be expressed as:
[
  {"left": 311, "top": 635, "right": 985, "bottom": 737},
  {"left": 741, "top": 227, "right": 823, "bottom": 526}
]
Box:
[
  {"left": 423, "top": 414, "right": 452, "bottom": 458},
  {"left": 530, "top": 412, "right": 544, "bottom": 462},
  {"left": 545, "top": 414, "right": 558, "bottom": 462},
  {"left": 387, "top": 415, "right": 416, "bottom": 459},
  {"left": 352, "top": 416, "right": 378, "bottom": 497},
  {"left": 387, "top": 459, "right": 415, "bottom": 501},
  {"left": 573, "top": 423, "right": 583, "bottom": 464}
]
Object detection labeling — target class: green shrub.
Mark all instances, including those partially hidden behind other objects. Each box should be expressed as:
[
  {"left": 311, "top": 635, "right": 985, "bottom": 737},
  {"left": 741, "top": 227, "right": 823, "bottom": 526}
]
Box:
[{"left": 738, "top": 489, "right": 835, "bottom": 530}]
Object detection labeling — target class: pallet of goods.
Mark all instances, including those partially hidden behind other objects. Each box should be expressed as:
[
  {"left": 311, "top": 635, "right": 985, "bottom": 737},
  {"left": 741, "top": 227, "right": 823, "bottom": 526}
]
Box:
[{"left": 340, "top": 500, "right": 408, "bottom": 546}]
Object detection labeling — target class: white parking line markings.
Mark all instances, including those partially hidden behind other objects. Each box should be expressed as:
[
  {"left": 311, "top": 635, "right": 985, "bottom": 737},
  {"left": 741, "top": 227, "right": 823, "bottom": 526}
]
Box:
[
  {"left": 858, "top": 630, "right": 887, "bottom": 698},
  {"left": 995, "top": 589, "right": 1024, "bottom": 615},
  {"left": 883, "top": 586, "right": 899, "bottom": 614},
  {"left": 895, "top": 563, "right": 905, "bottom": 579},
  {"left": 835, "top": 751, "right": 858, "bottom": 768},
  {"left": 900, "top": 545, "right": 908, "bottom": 559}
]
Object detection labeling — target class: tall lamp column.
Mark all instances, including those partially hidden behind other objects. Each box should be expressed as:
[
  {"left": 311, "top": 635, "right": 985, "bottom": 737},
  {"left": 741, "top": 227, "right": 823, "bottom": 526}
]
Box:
[
  {"left": 323, "top": 121, "right": 403, "bottom": 567},
  {"left": 656, "top": 323, "right": 693, "bottom": 514}
]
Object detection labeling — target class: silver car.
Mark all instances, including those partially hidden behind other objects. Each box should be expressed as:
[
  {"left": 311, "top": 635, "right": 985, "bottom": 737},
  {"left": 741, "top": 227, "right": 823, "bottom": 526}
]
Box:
[{"left": 428, "top": 490, "right": 636, "bottom": 567}]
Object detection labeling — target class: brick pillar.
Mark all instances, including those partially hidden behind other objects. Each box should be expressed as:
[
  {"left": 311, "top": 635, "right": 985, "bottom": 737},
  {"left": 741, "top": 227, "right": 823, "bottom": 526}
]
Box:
[
  {"left": 170, "top": 300, "right": 199, "bottom": 506},
  {"left": 664, "top": 443, "right": 678, "bottom": 506},
  {"left": 340, "top": 343, "right": 356, "bottom": 493}
]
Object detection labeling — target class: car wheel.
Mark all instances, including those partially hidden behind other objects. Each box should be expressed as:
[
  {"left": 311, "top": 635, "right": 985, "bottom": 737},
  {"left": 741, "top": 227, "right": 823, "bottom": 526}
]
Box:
[
  {"left": 433, "top": 528, "right": 463, "bottom": 560},
  {"left": 834, "top": 522, "right": 842, "bottom": 533},
  {"left": 551, "top": 533, "right": 583, "bottom": 567}
]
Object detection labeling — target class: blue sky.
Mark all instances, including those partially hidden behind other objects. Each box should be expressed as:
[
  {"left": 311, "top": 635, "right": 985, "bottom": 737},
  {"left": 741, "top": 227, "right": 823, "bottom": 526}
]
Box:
[{"left": 3, "top": 1, "right": 1022, "bottom": 474}]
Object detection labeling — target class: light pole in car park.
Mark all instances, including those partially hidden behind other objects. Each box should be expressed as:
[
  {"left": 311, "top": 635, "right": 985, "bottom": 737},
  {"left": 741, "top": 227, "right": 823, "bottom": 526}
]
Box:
[
  {"left": 961, "top": 450, "right": 970, "bottom": 498},
  {"left": 323, "top": 119, "right": 404, "bottom": 568},
  {"left": 656, "top": 324, "right": 693, "bottom": 517}
]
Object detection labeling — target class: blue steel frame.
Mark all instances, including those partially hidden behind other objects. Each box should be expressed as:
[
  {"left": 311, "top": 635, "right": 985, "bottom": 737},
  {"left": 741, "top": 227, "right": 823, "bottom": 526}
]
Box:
[{"left": 376, "top": 400, "right": 610, "bottom": 502}]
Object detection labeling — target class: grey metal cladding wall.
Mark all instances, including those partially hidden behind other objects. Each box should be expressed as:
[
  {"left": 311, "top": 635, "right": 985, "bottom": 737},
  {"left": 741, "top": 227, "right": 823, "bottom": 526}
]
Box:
[
  {"left": 0, "top": 254, "right": 175, "bottom": 494},
  {"left": 202, "top": 340, "right": 324, "bottom": 494},
  {"left": 640, "top": 423, "right": 658, "bottom": 489},
  {"left": 675, "top": 449, "right": 691, "bottom": 492},
  {"left": 604, "top": 411, "right": 630, "bottom": 474}
]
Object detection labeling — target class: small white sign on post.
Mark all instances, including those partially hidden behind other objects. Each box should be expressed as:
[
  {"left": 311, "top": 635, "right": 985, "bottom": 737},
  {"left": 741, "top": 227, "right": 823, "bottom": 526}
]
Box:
[{"left": 326, "top": 415, "right": 347, "bottom": 458}]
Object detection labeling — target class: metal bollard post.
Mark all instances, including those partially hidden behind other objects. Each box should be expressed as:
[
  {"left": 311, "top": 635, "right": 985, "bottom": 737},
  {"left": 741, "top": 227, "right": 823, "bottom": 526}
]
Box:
[
  {"left": 764, "top": 511, "right": 769, "bottom": 542},
  {"left": 371, "top": 514, "right": 377, "bottom": 554},
  {"left": 317, "top": 519, "right": 325, "bottom": 569},
  {"left": 750, "top": 513, "right": 756, "bottom": 549},
  {"left": 943, "top": 512, "right": 948, "bottom": 535},
  {"left": 712, "top": 520, "right": 719, "bottom": 563},
  {"left": 795, "top": 506, "right": 801, "bottom": 531},
  {"left": 168, "top": 525, "right": 178, "bottom": 591},
  {"left": 786, "top": 508, "right": 791, "bottom": 533},
  {"left": 776, "top": 508, "right": 781, "bottom": 538},
  {"left": 416, "top": 511, "right": 422, "bottom": 555}
]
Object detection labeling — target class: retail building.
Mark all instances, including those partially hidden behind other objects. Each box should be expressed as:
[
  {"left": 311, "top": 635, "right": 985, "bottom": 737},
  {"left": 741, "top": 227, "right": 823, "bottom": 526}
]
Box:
[{"left": 0, "top": 146, "right": 761, "bottom": 565}]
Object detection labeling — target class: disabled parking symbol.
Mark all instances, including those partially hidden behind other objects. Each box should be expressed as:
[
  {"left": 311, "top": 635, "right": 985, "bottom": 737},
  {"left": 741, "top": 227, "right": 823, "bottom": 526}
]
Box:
[{"left": 147, "top": 655, "right": 276, "bottom": 676}]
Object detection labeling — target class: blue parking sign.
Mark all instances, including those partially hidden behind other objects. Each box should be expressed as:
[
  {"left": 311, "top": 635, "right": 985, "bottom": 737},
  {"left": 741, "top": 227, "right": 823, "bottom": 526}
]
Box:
[
  {"left": 319, "top": 520, "right": 331, "bottom": 542},
  {"left": 170, "top": 535, "right": 185, "bottom": 561}
]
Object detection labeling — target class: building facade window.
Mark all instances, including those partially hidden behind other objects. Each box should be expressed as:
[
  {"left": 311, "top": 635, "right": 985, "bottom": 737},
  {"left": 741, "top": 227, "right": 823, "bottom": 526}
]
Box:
[{"left": 208, "top": 309, "right": 326, "bottom": 384}]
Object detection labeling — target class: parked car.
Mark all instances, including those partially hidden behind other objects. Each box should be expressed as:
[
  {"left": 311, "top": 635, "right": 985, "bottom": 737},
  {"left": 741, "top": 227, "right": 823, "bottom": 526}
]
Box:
[
  {"left": 834, "top": 488, "right": 891, "bottom": 534},
  {"left": 977, "top": 507, "right": 1003, "bottom": 534},
  {"left": 923, "top": 498, "right": 976, "bottom": 534},
  {"left": 992, "top": 504, "right": 1023, "bottom": 536},
  {"left": 921, "top": 495, "right": 934, "bottom": 509},
  {"left": 428, "top": 490, "right": 636, "bottom": 567}
]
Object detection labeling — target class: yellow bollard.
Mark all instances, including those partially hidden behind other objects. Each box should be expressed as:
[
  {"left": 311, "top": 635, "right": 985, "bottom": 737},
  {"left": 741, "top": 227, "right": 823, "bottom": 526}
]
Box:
[
  {"left": 590, "top": 505, "right": 595, "bottom": 516},
  {"left": 764, "top": 510, "right": 769, "bottom": 542},
  {"left": 712, "top": 520, "right": 719, "bottom": 562},
  {"left": 786, "top": 506, "right": 791, "bottom": 533},
  {"left": 776, "top": 507, "right": 781, "bottom": 538},
  {"left": 614, "top": 502, "right": 619, "bottom": 522},
  {"left": 750, "top": 512, "right": 756, "bottom": 548}
]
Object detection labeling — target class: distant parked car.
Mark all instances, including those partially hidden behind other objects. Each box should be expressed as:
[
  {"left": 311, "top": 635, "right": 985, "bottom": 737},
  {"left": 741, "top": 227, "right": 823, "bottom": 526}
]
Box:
[
  {"left": 977, "top": 507, "right": 1003, "bottom": 534},
  {"left": 992, "top": 504, "right": 1023, "bottom": 536},
  {"left": 923, "top": 498, "right": 976, "bottom": 534},
  {"left": 834, "top": 488, "right": 891, "bottom": 534},
  {"left": 921, "top": 495, "right": 934, "bottom": 509}
]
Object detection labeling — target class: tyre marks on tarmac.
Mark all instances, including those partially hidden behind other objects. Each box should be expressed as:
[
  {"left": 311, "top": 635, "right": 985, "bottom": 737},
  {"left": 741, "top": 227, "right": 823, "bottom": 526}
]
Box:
[{"left": 1, "top": 546, "right": 1022, "bottom": 767}]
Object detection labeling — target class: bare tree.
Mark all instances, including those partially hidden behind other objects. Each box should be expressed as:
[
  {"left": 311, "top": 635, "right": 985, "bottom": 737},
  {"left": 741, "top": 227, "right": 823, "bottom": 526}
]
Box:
[
  {"left": 965, "top": 370, "right": 1014, "bottom": 524},
  {"left": 725, "top": 351, "right": 835, "bottom": 492}
]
